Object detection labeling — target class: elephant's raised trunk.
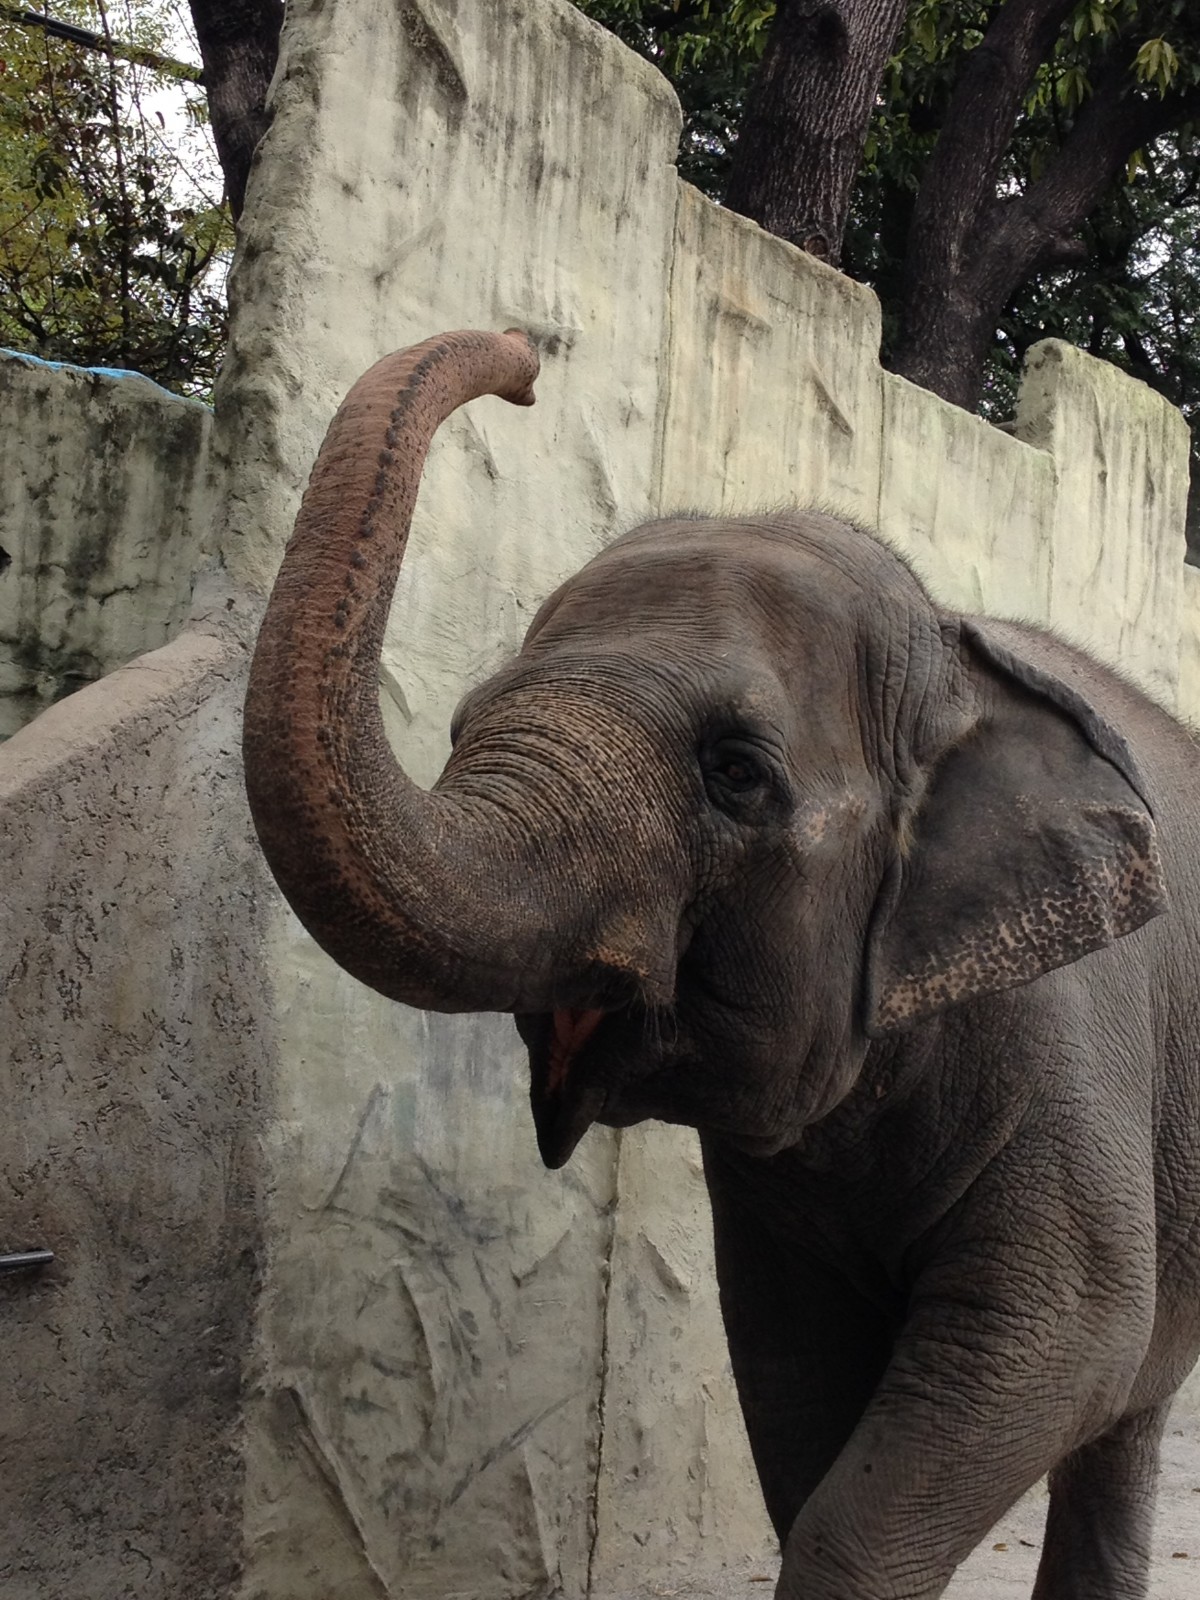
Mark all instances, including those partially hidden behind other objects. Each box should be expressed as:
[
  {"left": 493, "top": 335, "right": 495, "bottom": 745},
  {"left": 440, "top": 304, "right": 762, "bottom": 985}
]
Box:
[{"left": 243, "top": 329, "right": 573, "bottom": 1014}]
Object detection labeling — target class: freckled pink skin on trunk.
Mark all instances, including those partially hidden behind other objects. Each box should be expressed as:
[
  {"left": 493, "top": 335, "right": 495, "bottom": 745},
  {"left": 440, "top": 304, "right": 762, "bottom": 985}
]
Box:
[{"left": 242, "top": 330, "right": 577, "bottom": 1015}]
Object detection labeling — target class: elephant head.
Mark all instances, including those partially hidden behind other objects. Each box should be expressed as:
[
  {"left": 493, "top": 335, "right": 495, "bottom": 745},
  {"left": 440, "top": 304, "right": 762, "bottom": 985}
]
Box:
[{"left": 243, "top": 330, "right": 1167, "bottom": 1168}]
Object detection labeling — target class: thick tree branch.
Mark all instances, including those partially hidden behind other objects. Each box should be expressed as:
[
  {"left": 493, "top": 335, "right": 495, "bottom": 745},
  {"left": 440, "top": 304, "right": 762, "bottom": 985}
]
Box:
[
  {"left": 0, "top": 4, "right": 202, "bottom": 79},
  {"left": 724, "top": 0, "right": 908, "bottom": 265},
  {"left": 1016, "top": 67, "right": 1200, "bottom": 257},
  {"left": 188, "top": 0, "right": 283, "bottom": 220},
  {"left": 899, "top": 0, "right": 1077, "bottom": 306},
  {"left": 893, "top": 4, "right": 1200, "bottom": 409}
]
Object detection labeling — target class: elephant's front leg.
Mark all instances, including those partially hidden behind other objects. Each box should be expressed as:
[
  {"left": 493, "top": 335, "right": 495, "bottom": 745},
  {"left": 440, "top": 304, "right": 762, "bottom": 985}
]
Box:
[
  {"left": 771, "top": 1270, "right": 1155, "bottom": 1600},
  {"left": 707, "top": 1165, "right": 1076, "bottom": 1594},
  {"left": 705, "top": 1140, "right": 903, "bottom": 1540},
  {"left": 706, "top": 1129, "right": 1158, "bottom": 1600},
  {"left": 1031, "top": 1399, "right": 1171, "bottom": 1600}
]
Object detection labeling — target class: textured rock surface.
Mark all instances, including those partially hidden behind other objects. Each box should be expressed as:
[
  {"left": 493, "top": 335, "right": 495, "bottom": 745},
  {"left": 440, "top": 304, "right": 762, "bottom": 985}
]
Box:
[
  {"left": 1015, "top": 338, "right": 1191, "bottom": 710},
  {"left": 1, "top": 0, "right": 1198, "bottom": 1596},
  {"left": 658, "top": 186, "right": 884, "bottom": 528},
  {"left": 1180, "top": 567, "right": 1200, "bottom": 728},
  {"left": 214, "top": 4, "right": 706, "bottom": 1596},
  {"left": 0, "top": 591, "right": 266, "bottom": 1600},
  {"left": 0, "top": 353, "right": 212, "bottom": 738}
]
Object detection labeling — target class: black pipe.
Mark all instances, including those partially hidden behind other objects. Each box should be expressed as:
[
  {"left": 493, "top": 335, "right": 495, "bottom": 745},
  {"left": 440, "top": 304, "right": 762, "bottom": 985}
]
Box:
[
  {"left": 0, "top": 1249, "right": 55, "bottom": 1275},
  {"left": 0, "top": 6, "right": 203, "bottom": 81}
]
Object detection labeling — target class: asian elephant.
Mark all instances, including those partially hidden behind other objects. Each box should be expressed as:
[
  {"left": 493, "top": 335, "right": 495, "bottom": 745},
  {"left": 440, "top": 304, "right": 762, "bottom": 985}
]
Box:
[{"left": 242, "top": 330, "right": 1200, "bottom": 1600}]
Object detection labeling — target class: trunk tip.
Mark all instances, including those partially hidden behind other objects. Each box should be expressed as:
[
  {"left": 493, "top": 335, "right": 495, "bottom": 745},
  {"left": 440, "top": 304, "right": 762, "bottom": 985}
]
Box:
[{"left": 500, "top": 328, "right": 540, "bottom": 406}]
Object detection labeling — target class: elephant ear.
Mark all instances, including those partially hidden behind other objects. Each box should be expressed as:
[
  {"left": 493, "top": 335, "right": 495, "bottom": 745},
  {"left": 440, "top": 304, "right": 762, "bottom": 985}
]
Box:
[{"left": 864, "top": 620, "right": 1168, "bottom": 1036}]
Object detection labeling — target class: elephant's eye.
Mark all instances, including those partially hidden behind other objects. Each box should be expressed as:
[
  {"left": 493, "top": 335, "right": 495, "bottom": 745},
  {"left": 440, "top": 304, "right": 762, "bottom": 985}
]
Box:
[
  {"left": 713, "top": 754, "right": 761, "bottom": 791},
  {"left": 701, "top": 735, "right": 785, "bottom": 820}
]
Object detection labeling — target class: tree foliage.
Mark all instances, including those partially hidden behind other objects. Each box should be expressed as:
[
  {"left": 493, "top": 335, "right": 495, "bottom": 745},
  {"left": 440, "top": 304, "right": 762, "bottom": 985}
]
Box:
[
  {"left": 577, "top": 2, "right": 773, "bottom": 194},
  {"left": 0, "top": 0, "right": 231, "bottom": 396},
  {"left": 576, "top": 1, "right": 1200, "bottom": 548},
  {"left": 878, "top": 1, "right": 1200, "bottom": 409}
]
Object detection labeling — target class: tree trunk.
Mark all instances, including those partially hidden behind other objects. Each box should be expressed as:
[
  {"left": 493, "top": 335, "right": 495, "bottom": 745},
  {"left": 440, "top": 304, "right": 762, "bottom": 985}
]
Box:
[
  {"left": 188, "top": 0, "right": 283, "bottom": 219},
  {"left": 887, "top": 0, "right": 1079, "bottom": 405},
  {"left": 892, "top": 26, "right": 1200, "bottom": 410},
  {"left": 723, "top": 0, "right": 908, "bottom": 266}
]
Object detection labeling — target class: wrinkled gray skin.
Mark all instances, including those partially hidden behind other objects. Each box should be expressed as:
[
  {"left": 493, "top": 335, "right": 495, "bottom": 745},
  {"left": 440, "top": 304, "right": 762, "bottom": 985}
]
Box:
[
  {"left": 471, "top": 514, "right": 1200, "bottom": 1600},
  {"left": 250, "top": 493, "right": 1200, "bottom": 1597}
]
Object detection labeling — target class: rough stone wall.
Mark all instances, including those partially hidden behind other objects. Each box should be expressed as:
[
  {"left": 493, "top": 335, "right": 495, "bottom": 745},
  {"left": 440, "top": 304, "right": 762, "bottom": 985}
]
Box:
[
  {"left": 1183, "top": 566, "right": 1200, "bottom": 727},
  {"left": 0, "top": 353, "right": 212, "bottom": 739},
  {"left": 660, "top": 190, "right": 1194, "bottom": 716},
  {"left": 0, "top": 591, "right": 265, "bottom": 1600},
  {"left": 210, "top": 7, "right": 700, "bottom": 1597},
  {"left": 2, "top": 2, "right": 1200, "bottom": 1598}
]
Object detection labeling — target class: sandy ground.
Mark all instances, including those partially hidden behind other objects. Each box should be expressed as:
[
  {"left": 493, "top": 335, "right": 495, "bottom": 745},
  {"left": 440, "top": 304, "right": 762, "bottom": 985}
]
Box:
[{"left": 599, "top": 1400, "right": 1200, "bottom": 1600}]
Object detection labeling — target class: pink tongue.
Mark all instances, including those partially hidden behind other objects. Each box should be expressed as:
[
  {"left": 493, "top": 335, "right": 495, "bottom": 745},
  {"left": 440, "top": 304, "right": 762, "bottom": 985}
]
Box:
[{"left": 548, "top": 1007, "right": 605, "bottom": 1093}]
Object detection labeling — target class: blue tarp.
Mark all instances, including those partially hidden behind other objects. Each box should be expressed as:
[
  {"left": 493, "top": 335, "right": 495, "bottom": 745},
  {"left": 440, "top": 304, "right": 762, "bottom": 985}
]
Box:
[{"left": 0, "top": 347, "right": 210, "bottom": 408}]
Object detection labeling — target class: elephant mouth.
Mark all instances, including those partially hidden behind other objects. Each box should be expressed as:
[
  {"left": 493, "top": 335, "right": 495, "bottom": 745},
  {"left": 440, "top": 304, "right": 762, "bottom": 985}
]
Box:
[
  {"left": 520, "top": 991, "right": 714, "bottom": 1166},
  {"left": 519, "top": 986, "right": 786, "bottom": 1167},
  {"left": 520, "top": 994, "right": 687, "bottom": 1167},
  {"left": 516, "top": 942, "right": 688, "bottom": 1167},
  {"left": 519, "top": 1007, "right": 618, "bottom": 1168}
]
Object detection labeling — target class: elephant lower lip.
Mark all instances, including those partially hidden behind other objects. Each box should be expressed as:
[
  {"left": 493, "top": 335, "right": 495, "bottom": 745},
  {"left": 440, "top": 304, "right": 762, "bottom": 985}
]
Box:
[{"left": 520, "top": 1009, "right": 613, "bottom": 1169}]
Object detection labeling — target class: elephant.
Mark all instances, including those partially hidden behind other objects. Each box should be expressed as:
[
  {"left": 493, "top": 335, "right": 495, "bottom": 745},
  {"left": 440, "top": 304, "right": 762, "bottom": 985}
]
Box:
[{"left": 243, "top": 329, "right": 1200, "bottom": 1600}]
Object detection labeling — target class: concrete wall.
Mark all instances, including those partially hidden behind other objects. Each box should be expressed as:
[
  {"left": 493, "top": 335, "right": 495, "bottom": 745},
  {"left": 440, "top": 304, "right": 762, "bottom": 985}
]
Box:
[
  {"left": 2, "top": 2, "right": 1199, "bottom": 1598},
  {"left": 0, "top": 594, "right": 265, "bottom": 1600},
  {"left": 0, "top": 352, "right": 212, "bottom": 739}
]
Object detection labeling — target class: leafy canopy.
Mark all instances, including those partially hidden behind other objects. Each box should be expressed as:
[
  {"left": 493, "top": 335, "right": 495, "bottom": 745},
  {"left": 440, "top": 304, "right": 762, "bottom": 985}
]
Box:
[
  {"left": 851, "top": 0, "right": 1200, "bottom": 419},
  {"left": 577, "top": 2, "right": 772, "bottom": 195},
  {"left": 0, "top": 0, "right": 231, "bottom": 397}
]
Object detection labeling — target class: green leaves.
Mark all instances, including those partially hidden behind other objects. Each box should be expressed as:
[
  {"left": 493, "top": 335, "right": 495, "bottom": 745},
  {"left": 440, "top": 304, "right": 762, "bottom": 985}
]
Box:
[
  {"left": 1056, "top": 63, "right": 1092, "bottom": 108},
  {"left": 575, "top": 0, "right": 772, "bottom": 193},
  {"left": 0, "top": 0, "right": 231, "bottom": 397},
  {"left": 29, "top": 147, "right": 70, "bottom": 200},
  {"left": 1075, "top": 0, "right": 1144, "bottom": 38},
  {"left": 1135, "top": 36, "right": 1180, "bottom": 92}
]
